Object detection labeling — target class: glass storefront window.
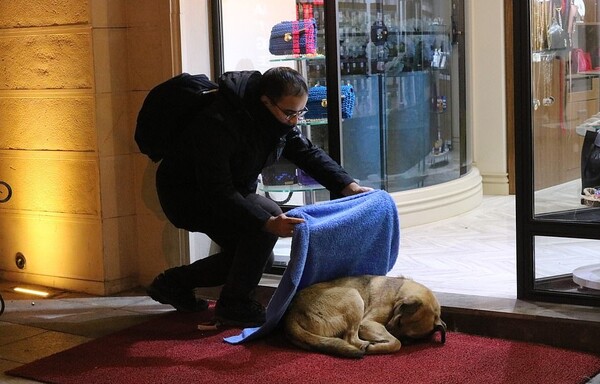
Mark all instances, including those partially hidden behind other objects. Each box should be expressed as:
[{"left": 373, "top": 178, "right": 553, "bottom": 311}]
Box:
[
  {"left": 214, "top": 0, "right": 467, "bottom": 271},
  {"left": 216, "top": 0, "right": 467, "bottom": 204}
]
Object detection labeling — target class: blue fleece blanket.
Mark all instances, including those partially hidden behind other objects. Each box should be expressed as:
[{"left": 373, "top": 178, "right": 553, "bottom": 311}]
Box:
[{"left": 224, "top": 189, "right": 400, "bottom": 344}]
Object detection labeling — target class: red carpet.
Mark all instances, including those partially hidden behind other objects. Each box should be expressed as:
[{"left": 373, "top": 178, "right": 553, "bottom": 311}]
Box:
[{"left": 7, "top": 307, "right": 600, "bottom": 384}]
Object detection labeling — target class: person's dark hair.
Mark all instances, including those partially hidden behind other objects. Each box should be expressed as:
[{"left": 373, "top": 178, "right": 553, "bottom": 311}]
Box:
[{"left": 259, "top": 67, "right": 308, "bottom": 103}]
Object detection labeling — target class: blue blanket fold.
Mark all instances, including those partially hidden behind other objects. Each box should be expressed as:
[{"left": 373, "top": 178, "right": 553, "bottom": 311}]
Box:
[{"left": 223, "top": 189, "right": 400, "bottom": 344}]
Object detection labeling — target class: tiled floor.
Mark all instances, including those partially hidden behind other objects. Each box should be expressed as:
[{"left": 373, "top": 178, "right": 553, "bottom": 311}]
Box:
[
  {"left": 1, "top": 194, "right": 600, "bottom": 383},
  {"left": 391, "top": 194, "right": 519, "bottom": 298},
  {"left": 0, "top": 287, "right": 169, "bottom": 383}
]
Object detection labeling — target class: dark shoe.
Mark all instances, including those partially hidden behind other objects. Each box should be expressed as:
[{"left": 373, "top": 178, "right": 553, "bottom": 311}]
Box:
[
  {"left": 146, "top": 273, "right": 208, "bottom": 312},
  {"left": 214, "top": 298, "right": 266, "bottom": 327}
]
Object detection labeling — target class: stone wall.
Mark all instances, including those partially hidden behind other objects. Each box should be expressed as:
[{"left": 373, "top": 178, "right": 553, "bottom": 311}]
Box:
[{"left": 0, "top": 0, "right": 182, "bottom": 294}]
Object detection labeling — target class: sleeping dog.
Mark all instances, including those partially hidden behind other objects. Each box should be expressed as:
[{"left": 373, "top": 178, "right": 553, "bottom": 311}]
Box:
[{"left": 283, "top": 275, "right": 446, "bottom": 358}]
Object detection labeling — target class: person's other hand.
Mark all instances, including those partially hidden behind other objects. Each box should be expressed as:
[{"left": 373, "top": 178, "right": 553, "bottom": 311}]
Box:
[
  {"left": 341, "top": 182, "right": 373, "bottom": 196},
  {"left": 264, "top": 213, "right": 305, "bottom": 237}
]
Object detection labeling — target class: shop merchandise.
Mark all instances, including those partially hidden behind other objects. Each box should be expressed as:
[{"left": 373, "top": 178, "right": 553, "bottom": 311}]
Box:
[
  {"left": 269, "top": 18, "right": 317, "bottom": 56},
  {"left": 305, "top": 84, "right": 356, "bottom": 119}
]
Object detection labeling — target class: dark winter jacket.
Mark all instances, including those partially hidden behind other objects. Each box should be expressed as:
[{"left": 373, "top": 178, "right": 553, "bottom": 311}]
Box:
[{"left": 156, "top": 70, "right": 354, "bottom": 232}]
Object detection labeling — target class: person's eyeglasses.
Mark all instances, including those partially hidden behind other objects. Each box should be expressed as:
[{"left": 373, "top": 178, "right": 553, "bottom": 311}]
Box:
[{"left": 270, "top": 99, "right": 309, "bottom": 121}]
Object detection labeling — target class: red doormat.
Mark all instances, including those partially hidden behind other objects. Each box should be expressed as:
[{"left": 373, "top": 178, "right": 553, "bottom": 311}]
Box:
[{"left": 7, "top": 308, "right": 600, "bottom": 384}]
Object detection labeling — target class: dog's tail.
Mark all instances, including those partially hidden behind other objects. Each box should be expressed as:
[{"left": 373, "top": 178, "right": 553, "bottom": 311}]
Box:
[{"left": 284, "top": 318, "right": 366, "bottom": 359}]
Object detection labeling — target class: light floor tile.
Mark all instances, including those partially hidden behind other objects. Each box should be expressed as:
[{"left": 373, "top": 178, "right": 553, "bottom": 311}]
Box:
[{"left": 0, "top": 330, "right": 90, "bottom": 364}]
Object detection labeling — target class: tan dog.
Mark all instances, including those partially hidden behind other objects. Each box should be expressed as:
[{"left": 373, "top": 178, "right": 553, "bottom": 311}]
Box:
[{"left": 283, "top": 275, "right": 446, "bottom": 358}]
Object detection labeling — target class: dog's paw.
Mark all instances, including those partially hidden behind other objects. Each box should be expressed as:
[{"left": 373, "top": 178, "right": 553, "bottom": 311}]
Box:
[
  {"left": 365, "top": 338, "right": 402, "bottom": 354},
  {"left": 359, "top": 340, "right": 371, "bottom": 351}
]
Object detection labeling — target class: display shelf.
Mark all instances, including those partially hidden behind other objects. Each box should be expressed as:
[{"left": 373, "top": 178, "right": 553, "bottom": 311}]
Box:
[
  {"left": 298, "top": 118, "right": 328, "bottom": 126},
  {"left": 270, "top": 54, "right": 326, "bottom": 62},
  {"left": 260, "top": 182, "right": 325, "bottom": 206},
  {"left": 260, "top": 182, "right": 324, "bottom": 193}
]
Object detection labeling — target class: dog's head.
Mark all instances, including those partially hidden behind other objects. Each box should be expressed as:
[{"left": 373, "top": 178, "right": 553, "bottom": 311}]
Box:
[{"left": 385, "top": 286, "right": 446, "bottom": 344}]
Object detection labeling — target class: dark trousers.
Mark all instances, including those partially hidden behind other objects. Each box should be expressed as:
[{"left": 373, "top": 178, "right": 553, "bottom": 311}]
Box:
[{"left": 157, "top": 179, "right": 282, "bottom": 301}]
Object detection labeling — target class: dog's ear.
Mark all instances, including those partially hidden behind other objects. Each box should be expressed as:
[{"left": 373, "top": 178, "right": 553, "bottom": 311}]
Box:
[
  {"left": 388, "top": 297, "right": 423, "bottom": 327},
  {"left": 399, "top": 297, "right": 423, "bottom": 316}
]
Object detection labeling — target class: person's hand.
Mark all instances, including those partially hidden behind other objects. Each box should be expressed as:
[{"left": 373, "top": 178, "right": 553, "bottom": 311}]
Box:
[
  {"left": 341, "top": 182, "right": 373, "bottom": 196},
  {"left": 264, "top": 213, "right": 305, "bottom": 237}
]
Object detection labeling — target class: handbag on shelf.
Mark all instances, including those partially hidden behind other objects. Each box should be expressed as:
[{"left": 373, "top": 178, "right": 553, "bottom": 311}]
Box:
[
  {"left": 269, "top": 18, "right": 317, "bottom": 56},
  {"left": 304, "top": 84, "right": 356, "bottom": 120},
  {"left": 548, "top": 21, "right": 569, "bottom": 51},
  {"left": 571, "top": 48, "right": 593, "bottom": 73},
  {"left": 547, "top": 3, "right": 570, "bottom": 51}
]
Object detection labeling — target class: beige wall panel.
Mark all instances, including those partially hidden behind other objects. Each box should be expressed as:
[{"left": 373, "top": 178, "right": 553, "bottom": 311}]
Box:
[
  {"left": 100, "top": 154, "right": 135, "bottom": 218},
  {"left": 102, "top": 215, "right": 137, "bottom": 283},
  {"left": 128, "top": 91, "right": 146, "bottom": 155},
  {"left": 97, "top": 92, "right": 130, "bottom": 157},
  {"left": 0, "top": 32, "right": 93, "bottom": 90},
  {"left": 135, "top": 214, "right": 182, "bottom": 286},
  {"left": 127, "top": 26, "right": 169, "bottom": 91},
  {"left": 93, "top": 28, "right": 128, "bottom": 94},
  {"left": 126, "top": 0, "right": 163, "bottom": 27},
  {"left": 0, "top": 154, "right": 100, "bottom": 215},
  {"left": 90, "top": 0, "right": 126, "bottom": 28},
  {"left": 0, "top": 96, "right": 95, "bottom": 151},
  {"left": 0, "top": 213, "right": 103, "bottom": 282},
  {"left": 0, "top": 0, "right": 89, "bottom": 29}
]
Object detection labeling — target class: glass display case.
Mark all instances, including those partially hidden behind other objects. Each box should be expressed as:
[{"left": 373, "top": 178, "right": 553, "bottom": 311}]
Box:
[
  {"left": 334, "top": 0, "right": 465, "bottom": 192},
  {"left": 513, "top": 0, "right": 600, "bottom": 306}
]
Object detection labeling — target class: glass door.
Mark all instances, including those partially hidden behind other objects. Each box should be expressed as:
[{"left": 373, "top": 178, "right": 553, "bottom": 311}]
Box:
[{"left": 514, "top": 0, "right": 600, "bottom": 306}]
